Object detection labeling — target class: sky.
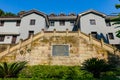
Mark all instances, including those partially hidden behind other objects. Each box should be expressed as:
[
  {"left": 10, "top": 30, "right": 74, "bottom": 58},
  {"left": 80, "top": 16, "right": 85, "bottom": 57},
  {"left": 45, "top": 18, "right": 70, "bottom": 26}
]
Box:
[{"left": 0, "top": 0, "right": 120, "bottom": 15}]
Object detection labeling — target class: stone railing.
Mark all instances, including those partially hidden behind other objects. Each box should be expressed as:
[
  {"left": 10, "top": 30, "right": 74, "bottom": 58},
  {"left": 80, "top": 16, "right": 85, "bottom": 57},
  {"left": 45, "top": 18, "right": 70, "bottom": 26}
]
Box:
[{"left": 0, "top": 29, "right": 115, "bottom": 59}]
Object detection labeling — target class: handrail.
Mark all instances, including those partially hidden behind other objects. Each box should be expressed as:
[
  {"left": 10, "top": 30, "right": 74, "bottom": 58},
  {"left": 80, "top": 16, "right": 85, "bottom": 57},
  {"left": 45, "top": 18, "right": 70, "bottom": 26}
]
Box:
[{"left": 0, "top": 30, "right": 116, "bottom": 60}]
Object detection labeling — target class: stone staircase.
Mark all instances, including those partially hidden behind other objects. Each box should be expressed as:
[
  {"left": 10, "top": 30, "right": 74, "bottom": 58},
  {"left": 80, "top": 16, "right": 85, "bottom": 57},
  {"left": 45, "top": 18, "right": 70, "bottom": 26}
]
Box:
[{"left": 0, "top": 29, "right": 119, "bottom": 65}]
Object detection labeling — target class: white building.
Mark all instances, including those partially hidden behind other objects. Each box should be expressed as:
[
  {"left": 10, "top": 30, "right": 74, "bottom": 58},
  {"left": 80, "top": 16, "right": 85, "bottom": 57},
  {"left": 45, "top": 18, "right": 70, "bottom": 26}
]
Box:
[{"left": 0, "top": 10, "right": 119, "bottom": 48}]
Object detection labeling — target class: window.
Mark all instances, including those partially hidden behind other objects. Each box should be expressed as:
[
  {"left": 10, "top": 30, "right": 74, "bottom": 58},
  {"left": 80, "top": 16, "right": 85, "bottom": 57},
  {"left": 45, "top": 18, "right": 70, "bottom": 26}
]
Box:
[
  {"left": 0, "top": 21, "right": 4, "bottom": 26},
  {"left": 30, "top": 19, "right": 35, "bottom": 25},
  {"left": 11, "top": 35, "right": 17, "bottom": 44},
  {"left": 90, "top": 19, "right": 96, "bottom": 25},
  {"left": 52, "top": 45, "right": 69, "bottom": 56},
  {"left": 16, "top": 20, "right": 21, "bottom": 26},
  {"left": 28, "top": 31, "right": 34, "bottom": 38},
  {"left": 0, "top": 35, "right": 5, "bottom": 41},
  {"left": 91, "top": 32, "right": 97, "bottom": 39},
  {"left": 106, "top": 20, "right": 111, "bottom": 26},
  {"left": 70, "top": 21, "right": 74, "bottom": 26},
  {"left": 50, "top": 21, "right": 54, "bottom": 26},
  {"left": 60, "top": 20, "right": 65, "bottom": 26},
  {"left": 108, "top": 33, "right": 114, "bottom": 39}
]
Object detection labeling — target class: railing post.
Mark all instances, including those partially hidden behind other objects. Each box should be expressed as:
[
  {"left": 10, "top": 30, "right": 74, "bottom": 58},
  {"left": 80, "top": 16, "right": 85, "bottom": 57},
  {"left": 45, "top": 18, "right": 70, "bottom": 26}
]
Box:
[
  {"left": 53, "top": 29, "right": 56, "bottom": 41},
  {"left": 30, "top": 34, "right": 33, "bottom": 48},
  {"left": 53, "top": 29, "right": 56, "bottom": 36},
  {"left": 41, "top": 29, "right": 44, "bottom": 36},
  {"left": 89, "top": 34, "right": 93, "bottom": 44},
  {"left": 7, "top": 45, "right": 10, "bottom": 54},
  {"left": 18, "top": 39, "right": 22, "bottom": 49},
  {"left": 78, "top": 29, "right": 81, "bottom": 36},
  {"left": 66, "top": 28, "right": 69, "bottom": 36},
  {"left": 101, "top": 38, "right": 104, "bottom": 47}
]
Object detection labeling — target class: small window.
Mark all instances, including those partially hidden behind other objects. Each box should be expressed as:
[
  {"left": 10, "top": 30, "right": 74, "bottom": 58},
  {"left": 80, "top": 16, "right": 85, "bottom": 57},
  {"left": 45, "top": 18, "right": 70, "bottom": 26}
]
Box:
[
  {"left": 52, "top": 45, "right": 69, "bottom": 56},
  {"left": 108, "top": 33, "right": 114, "bottom": 39},
  {"left": 28, "top": 31, "right": 34, "bottom": 38},
  {"left": 91, "top": 32, "right": 97, "bottom": 38},
  {"left": 0, "top": 35, "right": 5, "bottom": 41},
  {"left": 70, "top": 21, "right": 74, "bottom": 26},
  {"left": 50, "top": 21, "right": 54, "bottom": 26},
  {"left": 0, "top": 21, "right": 4, "bottom": 26},
  {"left": 60, "top": 20, "right": 65, "bottom": 26},
  {"left": 11, "top": 35, "right": 17, "bottom": 44},
  {"left": 30, "top": 19, "right": 35, "bottom": 25},
  {"left": 106, "top": 20, "right": 111, "bottom": 26},
  {"left": 90, "top": 19, "right": 96, "bottom": 25},
  {"left": 16, "top": 20, "right": 21, "bottom": 26}
]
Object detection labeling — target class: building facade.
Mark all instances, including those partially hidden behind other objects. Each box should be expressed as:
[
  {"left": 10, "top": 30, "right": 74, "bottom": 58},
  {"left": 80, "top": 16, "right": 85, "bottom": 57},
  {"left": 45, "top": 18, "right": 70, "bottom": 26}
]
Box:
[{"left": 0, "top": 9, "right": 119, "bottom": 48}]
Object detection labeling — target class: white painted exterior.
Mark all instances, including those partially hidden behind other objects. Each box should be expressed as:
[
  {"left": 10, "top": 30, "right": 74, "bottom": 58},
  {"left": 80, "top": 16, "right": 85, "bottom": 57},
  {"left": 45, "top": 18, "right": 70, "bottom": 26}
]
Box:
[
  {"left": 0, "top": 10, "right": 119, "bottom": 47},
  {"left": 48, "top": 21, "right": 74, "bottom": 31},
  {"left": 80, "top": 13, "right": 120, "bottom": 44},
  {"left": 18, "top": 13, "right": 46, "bottom": 41}
]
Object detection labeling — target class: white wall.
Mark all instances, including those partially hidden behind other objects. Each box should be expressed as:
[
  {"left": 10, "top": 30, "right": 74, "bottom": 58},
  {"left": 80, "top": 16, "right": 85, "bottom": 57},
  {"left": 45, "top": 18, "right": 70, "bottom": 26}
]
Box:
[
  {"left": 48, "top": 21, "right": 74, "bottom": 31},
  {"left": 18, "top": 13, "right": 46, "bottom": 41},
  {"left": 0, "top": 21, "right": 20, "bottom": 44},
  {"left": 80, "top": 13, "right": 120, "bottom": 44}
]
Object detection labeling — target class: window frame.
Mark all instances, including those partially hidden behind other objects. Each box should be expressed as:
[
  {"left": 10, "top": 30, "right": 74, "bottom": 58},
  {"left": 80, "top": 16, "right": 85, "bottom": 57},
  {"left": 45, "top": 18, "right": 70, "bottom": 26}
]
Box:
[
  {"left": 0, "top": 35, "right": 5, "bottom": 42},
  {"left": 30, "top": 19, "right": 36, "bottom": 25},
  {"left": 108, "top": 33, "right": 114, "bottom": 40},
  {"left": 59, "top": 20, "right": 65, "bottom": 26},
  {"left": 50, "top": 21, "right": 55, "bottom": 26},
  {"left": 16, "top": 20, "right": 21, "bottom": 26},
  {"left": 90, "top": 19, "right": 96, "bottom": 25},
  {"left": 0, "top": 21, "right": 4, "bottom": 26}
]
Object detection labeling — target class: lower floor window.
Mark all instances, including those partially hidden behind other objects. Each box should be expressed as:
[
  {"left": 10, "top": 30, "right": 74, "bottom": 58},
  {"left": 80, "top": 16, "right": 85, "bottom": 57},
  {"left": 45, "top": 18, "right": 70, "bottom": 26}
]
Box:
[
  {"left": 52, "top": 45, "right": 69, "bottom": 56},
  {"left": 0, "top": 35, "right": 5, "bottom": 42},
  {"left": 108, "top": 33, "right": 114, "bottom": 39}
]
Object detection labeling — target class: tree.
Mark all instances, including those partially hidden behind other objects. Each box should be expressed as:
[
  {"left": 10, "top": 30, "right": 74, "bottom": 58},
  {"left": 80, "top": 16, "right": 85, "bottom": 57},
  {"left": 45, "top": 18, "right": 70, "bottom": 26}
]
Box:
[
  {"left": 0, "top": 61, "right": 27, "bottom": 78},
  {"left": 0, "top": 9, "right": 16, "bottom": 17},
  {"left": 111, "top": 1, "right": 120, "bottom": 38},
  {"left": 82, "top": 58, "right": 113, "bottom": 78},
  {"left": 0, "top": 9, "right": 5, "bottom": 16}
]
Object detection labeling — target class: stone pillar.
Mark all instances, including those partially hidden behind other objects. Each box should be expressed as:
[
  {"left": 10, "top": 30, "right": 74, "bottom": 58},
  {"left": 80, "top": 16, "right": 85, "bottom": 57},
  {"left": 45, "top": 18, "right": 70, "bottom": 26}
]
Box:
[
  {"left": 53, "top": 29, "right": 56, "bottom": 41},
  {"left": 66, "top": 28, "right": 69, "bottom": 36},
  {"left": 78, "top": 29, "right": 81, "bottom": 36},
  {"left": 89, "top": 34, "right": 93, "bottom": 44},
  {"left": 41, "top": 29, "right": 45, "bottom": 36},
  {"left": 7, "top": 45, "right": 10, "bottom": 54},
  {"left": 30, "top": 34, "right": 33, "bottom": 48},
  {"left": 53, "top": 29, "right": 56, "bottom": 36},
  {"left": 101, "top": 38, "right": 104, "bottom": 47},
  {"left": 18, "top": 39, "right": 22, "bottom": 50}
]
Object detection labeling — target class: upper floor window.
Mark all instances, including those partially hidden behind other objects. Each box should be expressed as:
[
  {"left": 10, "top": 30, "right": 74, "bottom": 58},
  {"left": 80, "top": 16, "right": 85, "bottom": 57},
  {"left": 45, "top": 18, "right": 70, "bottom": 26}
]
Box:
[
  {"left": 0, "top": 21, "right": 4, "bottom": 26},
  {"left": 50, "top": 21, "right": 54, "bottom": 26},
  {"left": 105, "top": 20, "right": 111, "bottom": 26},
  {"left": 70, "top": 21, "right": 74, "bottom": 26},
  {"left": 16, "top": 20, "right": 21, "bottom": 26},
  {"left": 30, "top": 19, "right": 36, "bottom": 25},
  {"left": 90, "top": 19, "right": 96, "bottom": 25},
  {"left": 0, "top": 35, "right": 5, "bottom": 42},
  {"left": 60, "top": 20, "right": 65, "bottom": 26},
  {"left": 108, "top": 33, "right": 114, "bottom": 39}
]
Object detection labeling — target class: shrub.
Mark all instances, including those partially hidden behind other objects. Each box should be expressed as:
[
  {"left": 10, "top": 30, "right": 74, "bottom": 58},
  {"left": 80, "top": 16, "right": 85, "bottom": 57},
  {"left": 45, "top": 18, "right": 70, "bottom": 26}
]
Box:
[
  {"left": 82, "top": 58, "right": 113, "bottom": 78},
  {"left": 19, "top": 65, "right": 95, "bottom": 79},
  {"left": 0, "top": 61, "right": 27, "bottom": 78}
]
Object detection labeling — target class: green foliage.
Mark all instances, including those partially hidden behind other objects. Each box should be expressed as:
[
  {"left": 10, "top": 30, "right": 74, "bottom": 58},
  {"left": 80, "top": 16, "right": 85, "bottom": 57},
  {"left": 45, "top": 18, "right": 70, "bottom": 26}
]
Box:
[
  {"left": 0, "top": 9, "right": 16, "bottom": 16},
  {"left": 116, "top": 30, "right": 120, "bottom": 38},
  {"left": 82, "top": 58, "right": 113, "bottom": 78},
  {"left": 0, "top": 61, "right": 27, "bottom": 78},
  {"left": 19, "top": 65, "right": 95, "bottom": 80}
]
